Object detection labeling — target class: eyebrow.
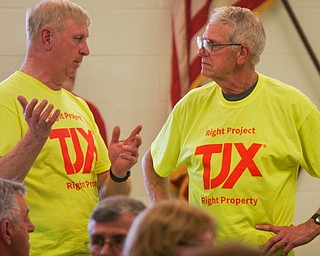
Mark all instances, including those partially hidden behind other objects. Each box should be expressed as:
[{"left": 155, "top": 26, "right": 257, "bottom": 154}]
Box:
[
  {"left": 91, "top": 232, "right": 127, "bottom": 237},
  {"left": 207, "top": 39, "right": 222, "bottom": 45}
]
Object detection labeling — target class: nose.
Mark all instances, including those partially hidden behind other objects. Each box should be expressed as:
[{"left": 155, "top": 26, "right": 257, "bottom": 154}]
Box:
[
  {"left": 99, "top": 242, "right": 115, "bottom": 256},
  {"left": 28, "top": 221, "right": 35, "bottom": 233},
  {"left": 81, "top": 41, "right": 90, "bottom": 56},
  {"left": 197, "top": 47, "right": 208, "bottom": 57}
]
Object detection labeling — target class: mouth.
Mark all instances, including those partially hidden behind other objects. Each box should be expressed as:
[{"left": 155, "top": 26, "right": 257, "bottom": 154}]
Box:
[
  {"left": 73, "top": 60, "right": 81, "bottom": 68},
  {"left": 201, "top": 61, "right": 210, "bottom": 67}
]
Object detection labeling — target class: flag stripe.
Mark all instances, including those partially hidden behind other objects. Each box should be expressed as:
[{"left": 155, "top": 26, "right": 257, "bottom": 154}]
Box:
[
  {"left": 234, "top": 0, "right": 277, "bottom": 12},
  {"left": 171, "top": 0, "right": 213, "bottom": 107},
  {"left": 189, "top": 1, "right": 212, "bottom": 84},
  {"left": 171, "top": 30, "right": 182, "bottom": 107},
  {"left": 171, "top": 1, "right": 189, "bottom": 106},
  {"left": 252, "top": 0, "right": 277, "bottom": 13},
  {"left": 189, "top": 1, "right": 212, "bottom": 39},
  {"left": 234, "top": 0, "right": 269, "bottom": 10}
]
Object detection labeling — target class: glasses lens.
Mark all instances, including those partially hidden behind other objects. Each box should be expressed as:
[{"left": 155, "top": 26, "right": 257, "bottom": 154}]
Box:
[
  {"left": 197, "top": 37, "right": 211, "bottom": 52},
  {"left": 90, "top": 237, "right": 105, "bottom": 247},
  {"left": 89, "top": 234, "right": 126, "bottom": 251},
  {"left": 203, "top": 39, "right": 212, "bottom": 52},
  {"left": 196, "top": 37, "right": 202, "bottom": 50},
  {"left": 112, "top": 234, "right": 126, "bottom": 247}
]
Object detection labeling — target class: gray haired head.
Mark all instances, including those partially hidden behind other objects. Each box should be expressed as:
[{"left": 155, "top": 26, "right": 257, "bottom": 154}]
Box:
[
  {"left": 25, "top": 0, "right": 90, "bottom": 44},
  {"left": 88, "top": 195, "right": 146, "bottom": 231},
  {"left": 0, "top": 179, "right": 26, "bottom": 226},
  {"left": 208, "top": 6, "right": 266, "bottom": 66}
]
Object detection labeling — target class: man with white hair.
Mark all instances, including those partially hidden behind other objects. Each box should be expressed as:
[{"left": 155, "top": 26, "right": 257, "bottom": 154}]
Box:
[
  {"left": 0, "top": 179, "right": 34, "bottom": 256},
  {"left": 142, "top": 6, "right": 320, "bottom": 256}
]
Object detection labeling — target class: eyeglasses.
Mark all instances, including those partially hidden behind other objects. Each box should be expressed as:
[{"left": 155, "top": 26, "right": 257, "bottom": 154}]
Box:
[
  {"left": 88, "top": 234, "right": 126, "bottom": 252},
  {"left": 196, "top": 36, "right": 241, "bottom": 53},
  {"left": 178, "top": 241, "right": 203, "bottom": 248}
]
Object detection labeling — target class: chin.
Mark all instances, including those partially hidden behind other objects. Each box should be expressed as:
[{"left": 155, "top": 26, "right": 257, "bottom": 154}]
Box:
[
  {"left": 201, "top": 70, "right": 212, "bottom": 78},
  {"left": 69, "top": 70, "right": 77, "bottom": 77}
]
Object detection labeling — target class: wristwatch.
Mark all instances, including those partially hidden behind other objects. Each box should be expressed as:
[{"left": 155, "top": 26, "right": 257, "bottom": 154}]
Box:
[{"left": 311, "top": 213, "right": 320, "bottom": 225}]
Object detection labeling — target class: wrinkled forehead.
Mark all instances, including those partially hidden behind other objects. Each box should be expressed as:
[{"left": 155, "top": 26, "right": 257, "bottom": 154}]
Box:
[
  {"left": 14, "top": 192, "right": 28, "bottom": 216},
  {"left": 89, "top": 212, "right": 136, "bottom": 235},
  {"left": 58, "top": 18, "right": 90, "bottom": 36},
  {"left": 89, "top": 221, "right": 130, "bottom": 238},
  {"left": 203, "top": 22, "right": 232, "bottom": 41}
]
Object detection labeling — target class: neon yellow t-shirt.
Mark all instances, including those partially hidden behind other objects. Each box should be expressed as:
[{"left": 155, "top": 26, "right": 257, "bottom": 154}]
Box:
[
  {"left": 151, "top": 73, "right": 320, "bottom": 255},
  {"left": 0, "top": 71, "right": 110, "bottom": 255}
]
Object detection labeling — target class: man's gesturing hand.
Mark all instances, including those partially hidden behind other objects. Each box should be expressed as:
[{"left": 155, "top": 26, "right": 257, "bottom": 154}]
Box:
[
  {"left": 108, "top": 125, "right": 142, "bottom": 177},
  {"left": 17, "top": 96, "right": 60, "bottom": 140}
]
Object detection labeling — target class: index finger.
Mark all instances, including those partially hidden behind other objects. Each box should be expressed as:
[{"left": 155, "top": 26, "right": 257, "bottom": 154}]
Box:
[
  {"left": 17, "top": 95, "right": 29, "bottom": 110},
  {"left": 18, "top": 96, "right": 40, "bottom": 119},
  {"left": 127, "top": 125, "right": 142, "bottom": 141},
  {"left": 256, "top": 224, "right": 280, "bottom": 233}
]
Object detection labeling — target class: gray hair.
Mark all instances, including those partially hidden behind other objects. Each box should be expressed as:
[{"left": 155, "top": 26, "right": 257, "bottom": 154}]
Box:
[
  {"left": 26, "top": 0, "right": 90, "bottom": 43},
  {"left": 88, "top": 195, "right": 146, "bottom": 232},
  {"left": 0, "top": 179, "right": 26, "bottom": 227},
  {"left": 209, "top": 6, "right": 266, "bottom": 65}
]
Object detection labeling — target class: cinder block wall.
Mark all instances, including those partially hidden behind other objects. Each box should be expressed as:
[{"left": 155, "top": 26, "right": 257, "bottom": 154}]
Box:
[{"left": 0, "top": 1, "right": 318, "bottom": 255}]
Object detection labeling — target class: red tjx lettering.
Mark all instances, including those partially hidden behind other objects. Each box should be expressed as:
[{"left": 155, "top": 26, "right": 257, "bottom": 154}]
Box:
[
  {"left": 50, "top": 128, "right": 97, "bottom": 174},
  {"left": 195, "top": 143, "right": 262, "bottom": 189}
]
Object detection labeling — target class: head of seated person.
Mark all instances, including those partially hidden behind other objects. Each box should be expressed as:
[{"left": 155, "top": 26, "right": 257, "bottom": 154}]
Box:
[
  {"left": 88, "top": 195, "right": 146, "bottom": 256},
  {"left": 0, "top": 178, "right": 35, "bottom": 256}
]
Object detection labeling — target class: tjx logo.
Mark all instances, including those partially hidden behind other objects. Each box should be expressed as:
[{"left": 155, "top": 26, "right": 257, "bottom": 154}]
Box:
[
  {"left": 50, "top": 128, "right": 97, "bottom": 175},
  {"left": 195, "top": 143, "right": 263, "bottom": 189}
]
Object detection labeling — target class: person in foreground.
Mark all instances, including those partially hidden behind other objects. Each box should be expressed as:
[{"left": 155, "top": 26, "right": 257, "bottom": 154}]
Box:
[
  {"left": 0, "top": 178, "right": 35, "bottom": 256},
  {"left": 142, "top": 5, "right": 320, "bottom": 256},
  {"left": 186, "top": 242, "right": 259, "bottom": 256},
  {"left": 122, "top": 199, "right": 216, "bottom": 256},
  {"left": 0, "top": 0, "right": 142, "bottom": 255},
  {"left": 88, "top": 195, "right": 146, "bottom": 256}
]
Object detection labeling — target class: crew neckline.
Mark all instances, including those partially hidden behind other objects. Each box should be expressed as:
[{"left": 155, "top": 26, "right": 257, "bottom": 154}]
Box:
[{"left": 222, "top": 81, "right": 257, "bottom": 101}]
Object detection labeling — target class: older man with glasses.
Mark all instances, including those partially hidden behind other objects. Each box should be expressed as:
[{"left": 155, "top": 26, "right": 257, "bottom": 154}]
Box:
[
  {"left": 88, "top": 195, "right": 146, "bottom": 256},
  {"left": 142, "top": 5, "right": 320, "bottom": 256}
]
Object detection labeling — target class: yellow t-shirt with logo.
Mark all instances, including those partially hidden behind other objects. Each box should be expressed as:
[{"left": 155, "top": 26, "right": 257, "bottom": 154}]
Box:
[
  {"left": 0, "top": 71, "right": 110, "bottom": 255},
  {"left": 151, "top": 73, "right": 320, "bottom": 255}
]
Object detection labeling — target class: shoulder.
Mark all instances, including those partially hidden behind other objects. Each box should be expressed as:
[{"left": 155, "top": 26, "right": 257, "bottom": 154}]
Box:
[
  {"left": 259, "top": 73, "right": 316, "bottom": 106},
  {"left": 258, "top": 74, "right": 318, "bottom": 122},
  {"left": 175, "top": 81, "right": 219, "bottom": 109}
]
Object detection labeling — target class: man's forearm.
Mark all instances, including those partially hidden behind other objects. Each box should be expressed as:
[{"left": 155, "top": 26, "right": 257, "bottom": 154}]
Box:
[
  {"left": 142, "top": 149, "right": 170, "bottom": 203},
  {"left": 145, "top": 173, "right": 170, "bottom": 203},
  {"left": 0, "top": 130, "right": 47, "bottom": 182},
  {"left": 309, "top": 208, "right": 320, "bottom": 236},
  {"left": 100, "top": 174, "right": 132, "bottom": 198}
]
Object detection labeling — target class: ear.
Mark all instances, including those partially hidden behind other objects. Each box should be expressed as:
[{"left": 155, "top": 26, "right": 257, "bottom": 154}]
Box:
[
  {"left": 236, "top": 45, "right": 250, "bottom": 65},
  {"left": 41, "top": 28, "right": 53, "bottom": 50},
  {"left": 0, "top": 219, "right": 13, "bottom": 245}
]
